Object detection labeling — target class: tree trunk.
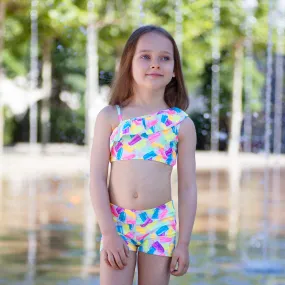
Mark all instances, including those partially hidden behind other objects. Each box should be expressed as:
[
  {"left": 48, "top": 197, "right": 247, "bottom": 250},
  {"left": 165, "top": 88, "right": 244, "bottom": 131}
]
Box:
[
  {"left": 82, "top": 2, "right": 99, "bottom": 275},
  {"left": 228, "top": 39, "right": 244, "bottom": 157},
  {"left": 0, "top": 0, "right": 6, "bottom": 154},
  {"left": 86, "top": 0, "right": 99, "bottom": 151},
  {"left": 29, "top": 0, "right": 39, "bottom": 147},
  {"left": 41, "top": 37, "right": 52, "bottom": 153}
]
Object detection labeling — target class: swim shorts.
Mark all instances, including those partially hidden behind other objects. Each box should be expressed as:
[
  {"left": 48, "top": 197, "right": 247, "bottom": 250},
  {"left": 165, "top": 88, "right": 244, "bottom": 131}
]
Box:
[{"left": 100, "top": 200, "right": 177, "bottom": 257}]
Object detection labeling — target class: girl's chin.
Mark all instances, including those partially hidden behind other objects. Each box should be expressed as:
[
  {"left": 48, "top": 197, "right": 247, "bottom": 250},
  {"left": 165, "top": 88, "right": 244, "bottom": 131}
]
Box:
[
  {"left": 144, "top": 80, "right": 168, "bottom": 87},
  {"left": 144, "top": 86, "right": 166, "bottom": 91},
  {"left": 133, "top": 80, "right": 169, "bottom": 90}
]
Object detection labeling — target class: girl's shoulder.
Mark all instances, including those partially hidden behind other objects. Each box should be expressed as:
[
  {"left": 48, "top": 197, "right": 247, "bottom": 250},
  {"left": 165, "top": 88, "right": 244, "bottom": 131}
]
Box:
[
  {"left": 99, "top": 104, "right": 116, "bottom": 113},
  {"left": 98, "top": 105, "right": 118, "bottom": 119},
  {"left": 98, "top": 105, "right": 119, "bottom": 130},
  {"left": 178, "top": 115, "right": 196, "bottom": 141}
]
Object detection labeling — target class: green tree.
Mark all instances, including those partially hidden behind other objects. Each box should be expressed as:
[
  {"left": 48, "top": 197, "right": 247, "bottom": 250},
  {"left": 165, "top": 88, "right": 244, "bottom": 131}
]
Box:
[
  {"left": 1, "top": 0, "right": 278, "bottom": 153},
  {"left": 0, "top": 0, "right": 7, "bottom": 153}
]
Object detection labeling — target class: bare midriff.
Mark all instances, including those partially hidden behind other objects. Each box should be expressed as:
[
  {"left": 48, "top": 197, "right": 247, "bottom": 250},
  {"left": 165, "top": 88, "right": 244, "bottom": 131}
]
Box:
[{"left": 108, "top": 159, "right": 173, "bottom": 210}]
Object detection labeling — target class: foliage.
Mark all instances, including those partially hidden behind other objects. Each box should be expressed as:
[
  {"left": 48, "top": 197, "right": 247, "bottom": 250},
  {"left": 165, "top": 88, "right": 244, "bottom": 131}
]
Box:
[
  {"left": 3, "top": 105, "right": 16, "bottom": 145},
  {"left": 49, "top": 104, "right": 85, "bottom": 145},
  {"left": 1, "top": 0, "right": 278, "bottom": 147}
]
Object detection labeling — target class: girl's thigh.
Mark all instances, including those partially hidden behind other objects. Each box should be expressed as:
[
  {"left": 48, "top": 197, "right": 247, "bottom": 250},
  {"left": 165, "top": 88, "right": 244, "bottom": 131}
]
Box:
[
  {"left": 137, "top": 251, "right": 172, "bottom": 285},
  {"left": 100, "top": 250, "right": 137, "bottom": 285}
]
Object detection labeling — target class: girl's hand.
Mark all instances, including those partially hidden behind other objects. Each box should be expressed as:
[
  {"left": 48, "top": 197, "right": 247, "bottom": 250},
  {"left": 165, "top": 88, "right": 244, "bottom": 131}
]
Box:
[
  {"left": 101, "top": 232, "right": 130, "bottom": 270},
  {"left": 170, "top": 243, "right": 190, "bottom": 276}
]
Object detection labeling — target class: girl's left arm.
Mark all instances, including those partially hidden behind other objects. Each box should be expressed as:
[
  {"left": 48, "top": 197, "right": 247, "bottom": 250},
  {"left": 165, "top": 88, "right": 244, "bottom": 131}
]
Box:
[
  {"left": 170, "top": 117, "right": 197, "bottom": 276},
  {"left": 176, "top": 117, "right": 197, "bottom": 246}
]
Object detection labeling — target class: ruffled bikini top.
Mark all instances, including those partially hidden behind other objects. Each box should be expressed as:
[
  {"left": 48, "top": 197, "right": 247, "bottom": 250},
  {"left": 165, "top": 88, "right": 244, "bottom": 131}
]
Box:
[{"left": 109, "top": 105, "right": 189, "bottom": 167}]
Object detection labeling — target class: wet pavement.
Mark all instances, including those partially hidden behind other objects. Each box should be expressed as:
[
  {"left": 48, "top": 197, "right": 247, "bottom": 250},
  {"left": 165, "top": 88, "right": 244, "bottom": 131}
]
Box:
[{"left": 0, "top": 156, "right": 284, "bottom": 284}]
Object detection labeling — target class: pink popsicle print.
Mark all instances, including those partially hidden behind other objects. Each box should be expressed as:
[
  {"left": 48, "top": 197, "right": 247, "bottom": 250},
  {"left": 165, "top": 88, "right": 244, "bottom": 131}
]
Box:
[
  {"left": 147, "top": 119, "right": 158, "bottom": 128},
  {"left": 170, "top": 221, "right": 177, "bottom": 230},
  {"left": 111, "top": 148, "right": 116, "bottom": 156},
  {"left": 165, "top": 119, "right": 172, "bottom": 126},
  {"left": 153, "top": 241, "right": 164, "bottom": 253},
  {"left": 148, "top": 132, "right": 160, "bottom": 143},
  {"left": 111, "top": 207, "right": 119, "bottom": 217},
  {"left": 141, "top": 217, "right": 153, "bottom": 227},
  {"left": 165, "top": 147, "right": 172, "bottom": 156},
  {"left": 159, "top": 236, "right": 173, "bottom": 242},
  {"left": 115, "top": 141, "right": 123, "bottom": 152},
  {"left": 158, "top": 204, "right": 166, "bottom": 210},
  {"left": 137, "top": 233, "right": 149, "bottom": 241},
  {"left": 168, "top": 109, "right": 176, "bottom": 115},
  {"left": 159, "top": 209, "right": 168, "bottom": 219},
  {"left": 126, "top": 217, "right": 136, "bottom": 224},
  {"left": 125, "top": 232, "right": 135, "bottom": 239},
  {"left": 158, "top": 149, "right": 167, "bottom": 159},
  {"left": 134, "top": 119, "right": 142, "bottom": 126},
  {"left": 123, "top": 153, "right": 136, "bottom": 160},
  {"left": 129, "top": 135, "right": 142, "bottom": 145},
  {"left": 122, "top": 127, "right": 130, "bottom": 135}
]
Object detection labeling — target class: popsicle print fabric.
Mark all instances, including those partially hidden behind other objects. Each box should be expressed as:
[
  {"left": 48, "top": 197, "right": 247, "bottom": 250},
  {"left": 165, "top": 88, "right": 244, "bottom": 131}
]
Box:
[{"left": 100, "top": 200, "right": 177, "bottom": 257}]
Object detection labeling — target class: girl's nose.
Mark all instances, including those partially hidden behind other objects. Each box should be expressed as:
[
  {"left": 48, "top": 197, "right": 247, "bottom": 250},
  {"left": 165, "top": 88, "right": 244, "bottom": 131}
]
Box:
[
  {"left": 151, "top": 62, "right": 160, "bottom": 69},
  {"left": 150, "top": 57, "right": 160, "bottom": 69}
]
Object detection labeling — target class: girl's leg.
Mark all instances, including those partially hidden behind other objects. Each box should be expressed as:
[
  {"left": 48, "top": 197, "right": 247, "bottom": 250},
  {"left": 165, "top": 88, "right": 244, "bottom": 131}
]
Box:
[
  {"left": 100, "top": 250, "right": 137, "bottom": 285},
  {"left": 137, "top": 252, "right": 171, "bottom": 285}
]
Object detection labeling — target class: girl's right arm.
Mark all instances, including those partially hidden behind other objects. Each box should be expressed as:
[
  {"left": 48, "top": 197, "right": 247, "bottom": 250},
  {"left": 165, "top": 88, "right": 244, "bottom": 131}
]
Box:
[
  {"left": 89, "top": 106, "right": 129, "bottom": 270},
  {"left": 89, "top": 106, "right": 116, "bottom": 236}
]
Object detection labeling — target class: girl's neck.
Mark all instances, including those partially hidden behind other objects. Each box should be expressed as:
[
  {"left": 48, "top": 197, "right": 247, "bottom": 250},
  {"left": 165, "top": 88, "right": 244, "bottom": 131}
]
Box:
[{"left": 131, "top": 87, "right": 167, "bottom": 110}]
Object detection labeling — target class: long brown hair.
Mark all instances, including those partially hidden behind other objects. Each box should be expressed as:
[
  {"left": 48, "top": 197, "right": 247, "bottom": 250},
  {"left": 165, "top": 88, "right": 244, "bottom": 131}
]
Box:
[{"left": 107, "top": 25, "right": 189, "bottom": 111}]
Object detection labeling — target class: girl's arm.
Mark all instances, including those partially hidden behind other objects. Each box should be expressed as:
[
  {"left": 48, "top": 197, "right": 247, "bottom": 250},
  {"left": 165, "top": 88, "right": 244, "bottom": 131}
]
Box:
[
  {"left": 170, "top": 117, "right": 197, "bottom": 276},
  {"left": 176, "top": 117, "right": 197, "bottom": 246},
  {"left": 89, "top": 106, "right": 117, "bottom": 236},
  {"left": 90, "top": 106, "right": 129, "bottom": 270}
]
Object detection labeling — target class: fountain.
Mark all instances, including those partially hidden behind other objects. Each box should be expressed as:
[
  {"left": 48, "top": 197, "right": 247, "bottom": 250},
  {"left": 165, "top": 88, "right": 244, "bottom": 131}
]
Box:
[
  {"left": 242, "top": 0, "right": 284, "bottom": 274},
  {"left": 85, "top": 0, "right": 99, "bottom": 151},
  {"left": 207, "top": 0, "right": 220, "bottom": 270},
  {"left": 242, "top": 0, "right": 258, "bottom": 155},
  {"left": 273, "top": 0, "right": 285, "bottom": 156},
  {"left": 211, "top": 0, "right": 220, "bottom": 152},
  {"left": 29, "top": 0, "right": 39, "bottom": 150},
  {"left": 139, "top": 0, "right": 145, "bottom": 27},
  {"left": 24, "top": 179, "right": 37, "bottom": 285},
  {"left": 175, "top": 0, "right": 183, "bottom": 59}
]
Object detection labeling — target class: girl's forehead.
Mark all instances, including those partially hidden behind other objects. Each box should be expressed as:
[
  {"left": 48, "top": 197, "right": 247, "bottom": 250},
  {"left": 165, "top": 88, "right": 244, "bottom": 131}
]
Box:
[{"left": 135, "top": 32, "right": 173, "bottom": 54}]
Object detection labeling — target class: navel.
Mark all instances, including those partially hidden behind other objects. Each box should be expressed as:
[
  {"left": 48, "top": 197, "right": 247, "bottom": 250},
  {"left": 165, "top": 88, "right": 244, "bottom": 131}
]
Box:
[{"left": 133, "top": 192, "right": 138, "bottom": 199}]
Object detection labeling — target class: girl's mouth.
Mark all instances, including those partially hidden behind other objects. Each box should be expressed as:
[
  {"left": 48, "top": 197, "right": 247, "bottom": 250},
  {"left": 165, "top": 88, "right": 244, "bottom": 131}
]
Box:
[{"left": 146, "top": 73, "right": 163, "bottom": 77}]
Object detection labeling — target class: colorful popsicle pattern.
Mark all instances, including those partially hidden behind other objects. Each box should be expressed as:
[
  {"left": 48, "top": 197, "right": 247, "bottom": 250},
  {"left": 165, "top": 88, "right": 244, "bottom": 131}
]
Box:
[
  {"left": 100, "top": 200, "right": 177, "bottom": 257},
  {"left": 109, "top": 106, "right": 189, "bottom": 166}
]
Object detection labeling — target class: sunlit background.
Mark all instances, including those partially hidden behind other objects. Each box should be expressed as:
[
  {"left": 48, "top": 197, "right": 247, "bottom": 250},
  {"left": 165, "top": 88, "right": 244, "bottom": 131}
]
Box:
[{"left": 0, "top": 0, "right": 285, "bottom": 284}]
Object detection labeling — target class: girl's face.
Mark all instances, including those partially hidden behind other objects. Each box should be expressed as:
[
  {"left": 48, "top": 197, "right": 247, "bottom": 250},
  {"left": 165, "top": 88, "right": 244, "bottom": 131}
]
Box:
[{"left": 131, "top": 32, "right": 175, "bottom": 91}]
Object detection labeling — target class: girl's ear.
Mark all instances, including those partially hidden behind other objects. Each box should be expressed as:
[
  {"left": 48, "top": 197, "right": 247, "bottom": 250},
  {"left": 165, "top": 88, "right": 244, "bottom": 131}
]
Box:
[{"left": 173, "top": 72, "right": 175, "bottom": 77}]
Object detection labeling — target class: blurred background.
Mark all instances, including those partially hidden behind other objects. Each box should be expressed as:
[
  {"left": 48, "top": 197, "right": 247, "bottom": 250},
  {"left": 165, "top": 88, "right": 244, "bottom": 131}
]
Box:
[{"left": 0, "top": 0, "right": 285, "bottom": 284}]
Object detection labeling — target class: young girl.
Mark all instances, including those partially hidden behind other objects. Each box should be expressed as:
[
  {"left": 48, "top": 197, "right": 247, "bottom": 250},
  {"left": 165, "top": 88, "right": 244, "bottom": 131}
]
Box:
[{"left": 89, "top": 25, "right": 197, "bottom": 285}]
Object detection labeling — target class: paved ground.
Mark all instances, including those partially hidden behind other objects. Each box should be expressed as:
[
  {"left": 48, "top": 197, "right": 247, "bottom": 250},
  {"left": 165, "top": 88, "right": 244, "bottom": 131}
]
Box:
[{"left": 1, "top": 143, "right": 285, "bottom": 180}]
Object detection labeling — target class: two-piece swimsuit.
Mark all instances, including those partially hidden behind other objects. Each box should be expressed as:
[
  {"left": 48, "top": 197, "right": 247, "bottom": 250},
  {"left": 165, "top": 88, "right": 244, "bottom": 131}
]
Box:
[{"left": 100, "top": 104, "right": 189, "bottom": 257}]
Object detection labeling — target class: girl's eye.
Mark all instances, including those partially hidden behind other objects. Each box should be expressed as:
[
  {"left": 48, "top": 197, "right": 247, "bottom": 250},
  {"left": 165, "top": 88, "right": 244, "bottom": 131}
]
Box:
[
  {"left": 140, "top": 55, "right": 170, "bottom": 61},
  {"left": 141, "top": 55, "right": 150, "bottom": 59}
]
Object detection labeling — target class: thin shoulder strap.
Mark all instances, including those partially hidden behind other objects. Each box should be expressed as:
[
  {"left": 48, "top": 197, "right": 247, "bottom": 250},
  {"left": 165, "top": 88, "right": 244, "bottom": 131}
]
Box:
[{"left": 115, "top": 105, "right": 122, "bottom": 122}]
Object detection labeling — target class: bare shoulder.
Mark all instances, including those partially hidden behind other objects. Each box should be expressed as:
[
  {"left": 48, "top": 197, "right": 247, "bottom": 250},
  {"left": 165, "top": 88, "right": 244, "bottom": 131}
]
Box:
[
  {"left": 96, "top": 105, "right": 114, "bottom": 121},
  {"left": 95, "top": 105, "right": 117, "bottom": 129},
  {"left": 178, "top": 116, "right": 197, "bottom": 142},
  {"left": 90, "top": 105, "right": 116, "bottom": 179}
]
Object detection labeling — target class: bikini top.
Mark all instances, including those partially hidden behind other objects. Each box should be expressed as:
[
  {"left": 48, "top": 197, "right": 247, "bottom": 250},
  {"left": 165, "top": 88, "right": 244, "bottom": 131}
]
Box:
[{"left": 109, "top": 105, "right": 189, "bottom": 167}]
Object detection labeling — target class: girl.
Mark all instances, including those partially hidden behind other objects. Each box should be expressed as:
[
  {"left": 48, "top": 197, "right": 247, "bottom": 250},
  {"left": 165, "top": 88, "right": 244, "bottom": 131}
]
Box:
[{"left": 89, "top": 25, "right": 197, "bottom": 285}]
